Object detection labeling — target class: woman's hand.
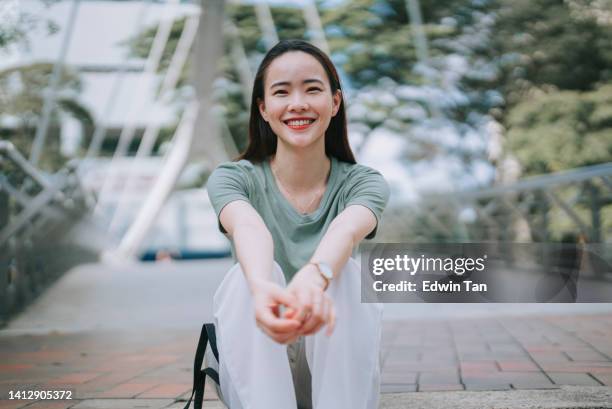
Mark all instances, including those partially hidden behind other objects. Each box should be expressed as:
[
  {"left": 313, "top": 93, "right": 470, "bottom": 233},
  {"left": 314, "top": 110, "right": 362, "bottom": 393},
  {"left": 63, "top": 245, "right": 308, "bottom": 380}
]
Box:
[
  {"left": 285, "top": 265, "right": 336, "bottom": 337},
  {"left": 250, "top": 279, "right": 302, "bottom": 344}
]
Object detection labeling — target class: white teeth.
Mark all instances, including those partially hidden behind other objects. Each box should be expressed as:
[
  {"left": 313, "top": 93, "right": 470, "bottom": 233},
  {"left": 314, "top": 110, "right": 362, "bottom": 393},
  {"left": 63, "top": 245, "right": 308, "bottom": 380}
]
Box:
[{"left": 286, "top": 119, "right": 314, "bottom": 126}]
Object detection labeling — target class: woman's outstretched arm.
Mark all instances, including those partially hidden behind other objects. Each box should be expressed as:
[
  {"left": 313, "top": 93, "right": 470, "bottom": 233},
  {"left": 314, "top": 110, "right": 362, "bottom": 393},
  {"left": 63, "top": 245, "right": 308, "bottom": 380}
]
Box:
[
  {"left": 286, "top": 204, "right": 378, "bottom": 336},
  {"left": 220, "top": 200, "right": 274, "bottom": 287},
  {"left": 311, "top": 204, "right": 378, "bottom": 277},
  {"left": 220, "top": 200, "right": 301, "bottom": 343}
]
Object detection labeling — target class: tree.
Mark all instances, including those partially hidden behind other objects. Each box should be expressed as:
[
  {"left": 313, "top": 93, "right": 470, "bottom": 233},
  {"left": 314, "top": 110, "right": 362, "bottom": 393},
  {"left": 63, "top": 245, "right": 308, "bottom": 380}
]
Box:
[
  {"left": 481, "top": 0, "right": 612, "bottom": 106},
  {"left": 126, "top": 0, "right": 611, "bottom": 178},
  {"left": 0, "top": 63, "right": 94, "bottom": 172},
  {"left": 323, "top": 0, "right": 477, "bottom": 87},
  {"left": 506, "top": 85, "right": 612, "bottom": 175},
  {"left": 0, "top": 1, "right": 91, "bottom": 172},
  {"left": 0, "top": 1, "right": 59, "bottom": 52},
  {"left": 125, "top": 1, "right": 507, "bottom": 197}
]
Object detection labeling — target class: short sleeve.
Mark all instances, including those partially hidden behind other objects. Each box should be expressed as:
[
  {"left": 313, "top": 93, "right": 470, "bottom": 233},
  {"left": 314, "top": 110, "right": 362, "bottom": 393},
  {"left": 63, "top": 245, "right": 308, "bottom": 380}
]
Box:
[
  {"left": 206, "top": 161, "right": 253, "bottom": 234},
  {"left": 344, "top": 166, "right": 390, "bottom": 239}
]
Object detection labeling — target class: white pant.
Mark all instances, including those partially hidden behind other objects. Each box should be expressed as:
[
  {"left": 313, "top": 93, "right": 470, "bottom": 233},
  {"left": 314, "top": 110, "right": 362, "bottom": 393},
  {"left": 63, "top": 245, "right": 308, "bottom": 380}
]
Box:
[{"left": 210, "top": 258, "right": 383, "bottom": 409}]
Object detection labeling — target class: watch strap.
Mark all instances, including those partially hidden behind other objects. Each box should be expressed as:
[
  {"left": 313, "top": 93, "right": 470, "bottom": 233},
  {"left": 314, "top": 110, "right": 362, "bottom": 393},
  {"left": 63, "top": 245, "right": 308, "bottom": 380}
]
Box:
[{"left": 308, "top": 261, "right": 332, "bottom": 290}]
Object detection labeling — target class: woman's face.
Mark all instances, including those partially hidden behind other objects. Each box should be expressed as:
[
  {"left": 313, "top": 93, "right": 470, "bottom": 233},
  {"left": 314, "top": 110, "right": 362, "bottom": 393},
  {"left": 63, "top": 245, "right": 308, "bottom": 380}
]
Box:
[{"left": 258, "top": 51, "right": 341, "bottom": 152}]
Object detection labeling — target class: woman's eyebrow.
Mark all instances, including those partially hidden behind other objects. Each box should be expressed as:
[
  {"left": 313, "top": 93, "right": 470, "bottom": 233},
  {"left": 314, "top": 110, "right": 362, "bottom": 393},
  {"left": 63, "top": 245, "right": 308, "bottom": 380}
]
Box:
[
  {"left": 303, "top": 78, "right": 324, "bottom": 85},
  {"left": 270, "top": 80, "right": 291, "bottom": 89},
  {"left": 270, "top": 78, "right": 324, "bottom": 88}
]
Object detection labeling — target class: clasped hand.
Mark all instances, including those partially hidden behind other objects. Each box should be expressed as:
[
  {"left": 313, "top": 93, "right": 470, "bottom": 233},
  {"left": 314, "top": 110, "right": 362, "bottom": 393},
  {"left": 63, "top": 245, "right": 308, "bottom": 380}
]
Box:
[{"left": 252, "top": 265, "right": 336, "bottom": 344}]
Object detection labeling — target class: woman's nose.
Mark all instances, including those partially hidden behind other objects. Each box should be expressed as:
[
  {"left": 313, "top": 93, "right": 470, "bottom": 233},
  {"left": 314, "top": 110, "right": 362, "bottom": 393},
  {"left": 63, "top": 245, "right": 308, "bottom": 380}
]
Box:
[{"left": 288, "top": 94, "right": 309, "bottom": 111}]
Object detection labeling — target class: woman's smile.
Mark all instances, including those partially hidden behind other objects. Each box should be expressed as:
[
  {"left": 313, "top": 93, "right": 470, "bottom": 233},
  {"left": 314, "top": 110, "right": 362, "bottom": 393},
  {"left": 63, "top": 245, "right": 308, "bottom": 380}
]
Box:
[{"left": 284, "top": 117, "right": 317, "bottom": 131}]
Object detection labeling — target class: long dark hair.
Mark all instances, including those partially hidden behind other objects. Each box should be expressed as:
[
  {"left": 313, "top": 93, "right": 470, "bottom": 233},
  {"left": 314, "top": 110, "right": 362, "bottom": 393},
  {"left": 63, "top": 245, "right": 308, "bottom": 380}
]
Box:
[{"left": 237, "top": 39, "right": 355, "bottom": 164}]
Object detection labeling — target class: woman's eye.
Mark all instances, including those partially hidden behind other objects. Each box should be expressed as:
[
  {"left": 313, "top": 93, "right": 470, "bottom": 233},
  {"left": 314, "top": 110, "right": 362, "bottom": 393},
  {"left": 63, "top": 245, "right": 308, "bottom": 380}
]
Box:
[
  {"left": 307, "top": 87, "right": 322, "bottom": 93},
  {"left": 273, "top": 90, "right": 288, "bottom": 96}
]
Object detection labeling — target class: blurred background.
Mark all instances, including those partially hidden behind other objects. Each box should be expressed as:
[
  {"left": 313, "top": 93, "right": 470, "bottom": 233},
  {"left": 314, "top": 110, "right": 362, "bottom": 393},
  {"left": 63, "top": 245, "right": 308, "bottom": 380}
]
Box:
[{"left": 1, "top": 0, "right": 611, "bottom": 323}]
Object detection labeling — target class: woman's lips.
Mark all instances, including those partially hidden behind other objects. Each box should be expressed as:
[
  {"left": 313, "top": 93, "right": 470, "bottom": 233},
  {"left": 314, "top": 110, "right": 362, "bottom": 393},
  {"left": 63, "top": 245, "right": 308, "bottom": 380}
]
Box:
[{"left": 284, "top": 118, "right": 316, "bottom": 130}]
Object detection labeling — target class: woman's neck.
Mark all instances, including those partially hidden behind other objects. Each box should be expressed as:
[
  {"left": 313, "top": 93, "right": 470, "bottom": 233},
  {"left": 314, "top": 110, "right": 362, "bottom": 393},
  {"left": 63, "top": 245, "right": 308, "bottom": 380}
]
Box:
[{"left": 271, "top": 144, "right": 331, "bottom": 192}]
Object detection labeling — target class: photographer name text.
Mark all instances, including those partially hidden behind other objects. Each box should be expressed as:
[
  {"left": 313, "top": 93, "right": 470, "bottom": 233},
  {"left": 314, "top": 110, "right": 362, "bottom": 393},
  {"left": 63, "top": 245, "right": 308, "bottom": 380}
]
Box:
[
  {"left": 370, "top": 254, "right": 489, "bottom": 293},
  {"left": 373, "top": 280, "right": 487, "bottom": 292}
]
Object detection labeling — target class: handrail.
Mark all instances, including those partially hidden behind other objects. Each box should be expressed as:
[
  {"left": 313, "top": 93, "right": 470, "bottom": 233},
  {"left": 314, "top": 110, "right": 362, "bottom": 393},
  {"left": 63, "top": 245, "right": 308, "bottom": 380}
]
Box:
[
  {"left": 0, "top": 141, "right": 52, "bottom": 190},
  {"left": 447, "top": 163, "right": 612, "bottom": 201},
  {"left": 382, "top": 162, "right": 612, "bottom": 246},
  {"left": 0, "top": 178, "right": 64, "bottom": 245},
  {"left": 0, "top": 141, "right": 90, "bottom": 246}
]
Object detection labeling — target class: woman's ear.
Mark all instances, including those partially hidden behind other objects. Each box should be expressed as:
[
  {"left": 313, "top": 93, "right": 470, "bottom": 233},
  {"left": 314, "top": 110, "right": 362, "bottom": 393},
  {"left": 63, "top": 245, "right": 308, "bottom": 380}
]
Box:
[
  {"left": 258, "top": 98, "right": 269, "bottom": 122},
  {"left": 332, "top": 90, "right": 342, "bottom": 117}
]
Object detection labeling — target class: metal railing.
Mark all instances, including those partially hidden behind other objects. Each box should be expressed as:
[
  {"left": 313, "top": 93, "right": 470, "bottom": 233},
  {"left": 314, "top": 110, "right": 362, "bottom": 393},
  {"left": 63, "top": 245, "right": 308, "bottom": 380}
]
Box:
[
  {"left": 379, "top": 163, "right": 612, "bottom": 245},
  {"left": 0, "top": 141, "right": 94, "bottom": 324},
  {"left": 376, "top": 163, "right": 612, "bottom": 280}
]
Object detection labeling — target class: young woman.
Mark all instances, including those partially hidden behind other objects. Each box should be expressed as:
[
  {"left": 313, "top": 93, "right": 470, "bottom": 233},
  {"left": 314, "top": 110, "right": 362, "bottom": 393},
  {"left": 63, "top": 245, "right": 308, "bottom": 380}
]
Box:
[{"left": 206, "top": 39, "right": 389, "bottom": 409}]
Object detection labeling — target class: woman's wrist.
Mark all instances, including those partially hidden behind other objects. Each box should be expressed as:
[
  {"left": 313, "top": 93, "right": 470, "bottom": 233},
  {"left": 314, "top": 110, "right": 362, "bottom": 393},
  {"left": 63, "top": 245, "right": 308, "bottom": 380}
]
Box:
[
  {"left": 303, "top": 264, "right": 328, "bottom": 290},
  {"left": 248, "top": 276, "right": 272, "bottom": 295}
]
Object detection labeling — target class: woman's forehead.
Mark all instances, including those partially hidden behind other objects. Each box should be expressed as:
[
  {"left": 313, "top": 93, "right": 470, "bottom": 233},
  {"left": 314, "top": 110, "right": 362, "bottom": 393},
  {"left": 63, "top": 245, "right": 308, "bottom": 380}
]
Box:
[{"left": 265, "top": 51, "right": 329, "bottom": 87}]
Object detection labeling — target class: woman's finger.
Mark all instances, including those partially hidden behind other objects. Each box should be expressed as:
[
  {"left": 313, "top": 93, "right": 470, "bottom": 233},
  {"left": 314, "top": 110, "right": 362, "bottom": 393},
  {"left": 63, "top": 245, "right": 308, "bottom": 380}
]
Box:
[
  {"left": 299, "top": 291, "right": 325, "bottom": 335},
  {"left": 291, "top": 291, "right": 313, "bottom": 324},
  {"left": 258, "top": 322, "right": 296, "bottom": 344},
  {"left": 266, "top": 319, "right": 300, "bottom": 344},
  {"left": 256, "top": 306, "right": 301, "bottom": 334},
  {"left": 270, "top": 286, "right": 300, "bottom": 311},
  {"left": 283, "top": 307, "right": 297, "bottom": 319}
]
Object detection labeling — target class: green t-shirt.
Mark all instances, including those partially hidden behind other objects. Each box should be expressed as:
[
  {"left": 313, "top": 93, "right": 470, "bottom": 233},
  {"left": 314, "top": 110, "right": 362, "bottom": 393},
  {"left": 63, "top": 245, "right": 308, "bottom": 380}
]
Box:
[{"left": 206, "top": 156, "right": 390, "bottom": 281}]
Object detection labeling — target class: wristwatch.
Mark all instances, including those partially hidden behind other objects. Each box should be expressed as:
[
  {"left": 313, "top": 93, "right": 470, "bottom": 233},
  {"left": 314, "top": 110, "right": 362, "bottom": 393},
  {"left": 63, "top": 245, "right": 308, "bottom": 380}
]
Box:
[{"left": 309, "top": 261, "right": 333, "bottom": 290}]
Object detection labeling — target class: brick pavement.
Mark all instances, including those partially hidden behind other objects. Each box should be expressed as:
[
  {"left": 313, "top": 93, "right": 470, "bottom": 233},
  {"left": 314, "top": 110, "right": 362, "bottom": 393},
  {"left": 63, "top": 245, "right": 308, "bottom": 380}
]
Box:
[
  {"left": 1, "top": 313, "right": 612, "bottom": 408},
  {"left": 381, "top": 313, "right": 612, "bottom": 394}
]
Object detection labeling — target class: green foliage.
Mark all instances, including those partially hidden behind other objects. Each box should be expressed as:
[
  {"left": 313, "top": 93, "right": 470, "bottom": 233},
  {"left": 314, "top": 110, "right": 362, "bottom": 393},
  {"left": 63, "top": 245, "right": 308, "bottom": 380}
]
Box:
[
  {"left": 124, "top": 1, "right": 480, "bottom": 150},
  {"left": 123, "top": 0, "right": 611, "bottom": 179},
  {"left": 488, "top": 0, "right": 612, "bottom": 106},
  {"left": 0, "top": 21, "right": 28, "bottom": 51},
  {"left": 324, "top": 0, "right": 472, "bottom": 87},
  {"left": 0, "top": 63, "right": 93, "bottom": 171},
  {"left": 124, "top": 17, "right": 187, "bottom": 75},
  {"left": 0, "top": 2, "right": 60, "bottom": 51},
  {"left": 506, "top": 84, "right": 612, "bottom": 175}
]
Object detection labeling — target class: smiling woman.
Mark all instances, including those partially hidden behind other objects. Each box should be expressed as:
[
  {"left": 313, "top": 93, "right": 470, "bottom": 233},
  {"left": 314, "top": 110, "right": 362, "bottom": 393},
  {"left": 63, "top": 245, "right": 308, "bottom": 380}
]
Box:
[
  {"left": 240, "top": 40, "right": 354, "bottom": 165},
  {"left": 260, "top": 52, "right": 340, "bottom": 152},
  {"left": 205, "top": 39, "right": 389, "bottom": 409}
]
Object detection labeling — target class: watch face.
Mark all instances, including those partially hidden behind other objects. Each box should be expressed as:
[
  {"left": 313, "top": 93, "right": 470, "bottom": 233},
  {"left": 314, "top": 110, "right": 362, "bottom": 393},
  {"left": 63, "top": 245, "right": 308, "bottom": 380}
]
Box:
[{"left": 318, "top": 262, "right": 333, "bottom": 280}]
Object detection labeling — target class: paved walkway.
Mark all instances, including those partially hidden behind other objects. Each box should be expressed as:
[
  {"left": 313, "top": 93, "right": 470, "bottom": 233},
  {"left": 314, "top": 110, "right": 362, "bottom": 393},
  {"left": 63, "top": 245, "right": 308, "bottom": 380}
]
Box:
[
  {"left": 1, "top": 259, "right": 612, "bottom": 408},
  {"left": 381, "top": 314, "right": 612, "bottom": 392}
]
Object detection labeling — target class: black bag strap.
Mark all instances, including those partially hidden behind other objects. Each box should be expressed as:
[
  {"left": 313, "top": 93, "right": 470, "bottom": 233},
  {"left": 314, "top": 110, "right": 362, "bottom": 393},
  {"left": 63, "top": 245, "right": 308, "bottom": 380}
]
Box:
[
  {"left": 203, "top": 366, "right": 220, "bottom": 385},
  {"left": 207, "top": 323, "right": 219, "bottom": 361},
  {"left": 183, "top": 323, "right": 219, "bottom": 409}
]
